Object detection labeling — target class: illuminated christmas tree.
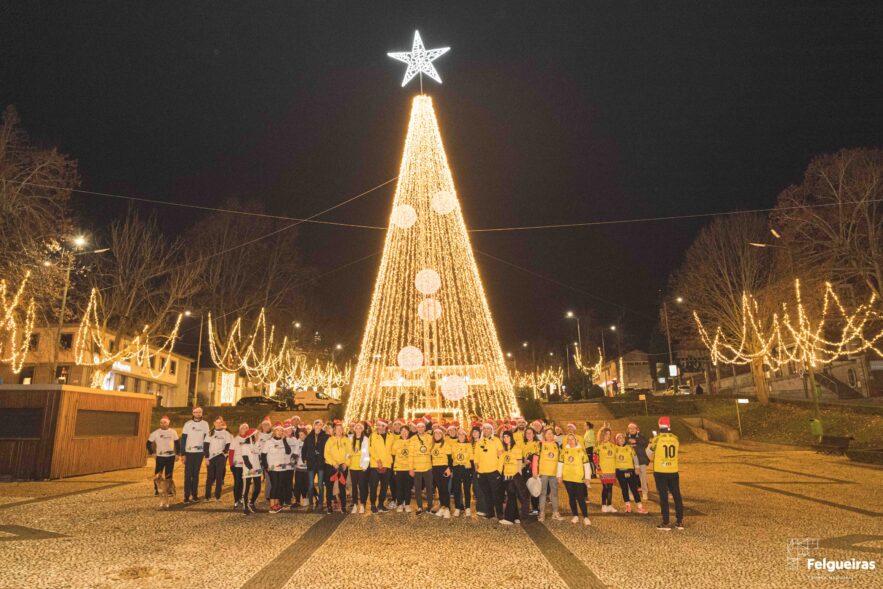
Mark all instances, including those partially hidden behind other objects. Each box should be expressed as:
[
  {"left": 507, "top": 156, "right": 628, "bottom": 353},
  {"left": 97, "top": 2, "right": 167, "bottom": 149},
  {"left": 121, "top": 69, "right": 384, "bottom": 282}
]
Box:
[{"left": 345, "top": 94, "right": 519, "bottom": 421}]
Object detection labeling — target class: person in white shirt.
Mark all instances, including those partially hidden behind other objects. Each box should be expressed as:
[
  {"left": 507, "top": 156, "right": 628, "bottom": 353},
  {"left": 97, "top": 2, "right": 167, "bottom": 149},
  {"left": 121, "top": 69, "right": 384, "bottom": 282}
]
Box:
[
  {"left": 204, "top": 417, "right": 233, "bottom": 501},
  {"left": 239, "top": 428, "right": 262, "bottom": 515},
  {"left": 264, "top": 423, "right": 292, "bottom": 514},
  {"left": 180, "top": 406, "right": 211, "bottom": 504},
  {"left": 230, "top": 423, "right": 249, "bottom": 509},
  {"left": 292, "top": 429, "right": 308, "bottom": 508},
  {"left": 257, "top": 417, "right": 273, "bottom": 500},
  {"left": 147, "top": 415, "right": 179, "bottom": 508}
]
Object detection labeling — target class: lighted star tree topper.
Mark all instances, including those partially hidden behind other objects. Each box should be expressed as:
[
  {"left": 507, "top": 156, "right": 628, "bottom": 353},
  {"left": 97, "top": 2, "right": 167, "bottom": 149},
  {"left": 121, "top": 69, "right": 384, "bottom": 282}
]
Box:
[
  {"left": 346, "top": 93, "right": 518, "bottom": 421},
  {"left": 387, "top": 30, "right": 450, "bottom": 89}
]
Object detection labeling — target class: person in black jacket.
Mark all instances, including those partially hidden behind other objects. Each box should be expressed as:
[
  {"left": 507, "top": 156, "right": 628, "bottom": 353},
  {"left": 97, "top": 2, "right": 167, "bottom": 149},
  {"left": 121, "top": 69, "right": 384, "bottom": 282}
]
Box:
[
  {"left": 301, "top": 419, "right": 329, "bottom": 511},
  {"left": 627, "top": 422, "right": 650, "bottom": 501}
]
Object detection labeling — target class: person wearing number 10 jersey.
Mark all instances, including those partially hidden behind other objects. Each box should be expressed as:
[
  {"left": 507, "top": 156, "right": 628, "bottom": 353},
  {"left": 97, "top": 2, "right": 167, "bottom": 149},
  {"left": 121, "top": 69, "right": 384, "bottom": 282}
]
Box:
[{"left": 647, "top": 416, "right": 684, "bottom": 531}]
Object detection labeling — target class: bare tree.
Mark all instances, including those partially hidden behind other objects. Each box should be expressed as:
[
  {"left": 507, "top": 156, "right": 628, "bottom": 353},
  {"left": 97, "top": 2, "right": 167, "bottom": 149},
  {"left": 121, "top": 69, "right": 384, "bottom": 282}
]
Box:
[
  {"left": 0, "top": 105, "right": 79, "bottom": 324},
  {"left": 188, "top": 199, "right": 311, "bottom": 336},
  {"left": 665, "top": 214, "right": 775, "bottom": 402},
  {"left": 84, "top": 208, "right": 203, "bottom": 338},
  {"left": 772, "top": 148, "right": 883, "bottom": 301}
]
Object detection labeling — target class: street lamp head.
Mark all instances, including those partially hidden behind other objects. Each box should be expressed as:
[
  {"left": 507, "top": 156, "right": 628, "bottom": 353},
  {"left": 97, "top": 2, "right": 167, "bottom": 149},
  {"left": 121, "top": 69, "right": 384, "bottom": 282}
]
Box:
[
  {"left": 573, "top": 341, "right": 578, "bottom": 346},
  {"left": 184, "top": 310, "right": 192, "bottom": 317},
  {"left": 675, "top": 296, "right": 684, "bottom": 304},
  {"left": 522, "top": 341, "right": 528, "bottom": 348},
  {"left": 610, "top": 325, "right": 617, "bottom": 331},
  {"left": 73, "top": 235, "right": 87, "bottom": 248},
  {"left": 335, "top": 344, "right": 343, "bottom": 350},
  {"left": 565, "top": 310, "right": 574, "bottom": 318},
  {"left": 506, "top": 352, "right": 512, "bottom": 358},
  {"left": 294, "top": 322, "right": 301, "bottom": 329},
  {"left": 548, "top": 352, "right": 554, "bottom": 356}
]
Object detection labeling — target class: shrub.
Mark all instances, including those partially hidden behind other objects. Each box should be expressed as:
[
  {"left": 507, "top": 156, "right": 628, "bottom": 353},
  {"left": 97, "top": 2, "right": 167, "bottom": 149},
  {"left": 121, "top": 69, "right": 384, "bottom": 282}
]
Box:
[{"left": 517, "top": 396, "right": 546, "bottom": 421}]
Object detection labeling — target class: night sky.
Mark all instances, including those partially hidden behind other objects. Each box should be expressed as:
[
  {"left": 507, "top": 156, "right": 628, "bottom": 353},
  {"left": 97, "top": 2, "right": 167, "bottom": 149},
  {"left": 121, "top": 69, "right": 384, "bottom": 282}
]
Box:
[{"left": 1, "top": 2, "right": 881, "bottom": 360}]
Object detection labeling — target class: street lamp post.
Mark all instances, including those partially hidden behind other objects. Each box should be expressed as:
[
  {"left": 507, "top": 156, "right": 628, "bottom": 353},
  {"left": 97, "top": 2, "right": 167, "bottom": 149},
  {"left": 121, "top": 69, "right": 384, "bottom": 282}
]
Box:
[
  {"left": 185, "top": 311, "right": 204, "bottom": 407},
  {"left": 662, "top": 296, "right": 684, "bottom": 389},
  {"left": 49, "top": 237, "right": 109, "bottom": 383},
  {"left": 565, "top": 311, "right": 584, "bottom": 355}
]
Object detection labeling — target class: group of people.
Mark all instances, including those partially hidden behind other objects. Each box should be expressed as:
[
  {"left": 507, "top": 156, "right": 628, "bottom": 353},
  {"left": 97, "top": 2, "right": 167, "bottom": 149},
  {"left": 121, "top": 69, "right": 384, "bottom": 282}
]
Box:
[{"left": 147, "top": 407, "right": 685, "bottom": 530}]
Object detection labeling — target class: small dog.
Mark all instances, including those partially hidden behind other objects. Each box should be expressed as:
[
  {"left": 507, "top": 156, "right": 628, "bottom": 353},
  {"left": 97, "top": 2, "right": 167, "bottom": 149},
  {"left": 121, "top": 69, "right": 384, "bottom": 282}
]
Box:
[{"left": 155, "top": 474, "right": 174, "bottom": 508}]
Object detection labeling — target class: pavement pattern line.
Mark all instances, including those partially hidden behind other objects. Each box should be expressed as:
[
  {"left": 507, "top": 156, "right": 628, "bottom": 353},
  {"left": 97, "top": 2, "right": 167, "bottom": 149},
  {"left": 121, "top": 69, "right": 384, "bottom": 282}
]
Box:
[
  {"left": 0, "top": 524, "right": 67, "bottom": 541},
  {"left": 0, "top": 481, "right": 137, "bottom": 511},
  {"left": 239, "top": 513, "right": 344, "bottom": 589},
  {"left": 819, "top": 534, "right": 883, "bottom": 556},
  {"left": 522, "top": 520, "right": 606, "bottom": 589},
  {"left": 168, "top": 486, "right": 234, "bottom": 510},
  {"left": 740, "top": 463, "right": 856, "bottom": 483},
  {"left": 735, "top": 482, "right": 882, "bottom": 517}
]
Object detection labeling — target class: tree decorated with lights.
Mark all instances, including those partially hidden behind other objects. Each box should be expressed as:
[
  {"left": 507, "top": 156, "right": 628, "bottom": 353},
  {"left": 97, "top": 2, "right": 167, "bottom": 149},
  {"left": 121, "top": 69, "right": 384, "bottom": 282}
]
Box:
[{"left": 346, "top": 32, "right": 519, "bottom": 422}]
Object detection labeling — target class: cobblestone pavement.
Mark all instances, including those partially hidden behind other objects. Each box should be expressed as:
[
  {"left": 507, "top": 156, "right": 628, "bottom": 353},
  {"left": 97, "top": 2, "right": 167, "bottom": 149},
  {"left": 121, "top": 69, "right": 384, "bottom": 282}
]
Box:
[{"left": 1, "top": 442, "right": 880, "bottom": 589}]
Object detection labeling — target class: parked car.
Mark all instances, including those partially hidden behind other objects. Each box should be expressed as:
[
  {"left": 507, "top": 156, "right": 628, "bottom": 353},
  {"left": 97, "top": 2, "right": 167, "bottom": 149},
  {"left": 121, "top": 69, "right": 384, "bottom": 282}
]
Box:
[
  {"left": 676, "top": 384, "right": 693, "bottom": 395},
  {"left": 654, "top": 388, "right": 675, "bottom": 396},
  {"left": 236, "top": 395, "right": 287, "bottom": 410},
  {"left": 292, "top": 390, "right": 341, "bottom": 411}
]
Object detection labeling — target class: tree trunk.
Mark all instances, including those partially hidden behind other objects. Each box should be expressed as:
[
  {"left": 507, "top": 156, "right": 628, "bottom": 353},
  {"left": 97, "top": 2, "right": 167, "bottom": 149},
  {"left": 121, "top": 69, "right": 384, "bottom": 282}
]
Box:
[{"left": 750, "top": 357, "right": 769, "bottom": 405}]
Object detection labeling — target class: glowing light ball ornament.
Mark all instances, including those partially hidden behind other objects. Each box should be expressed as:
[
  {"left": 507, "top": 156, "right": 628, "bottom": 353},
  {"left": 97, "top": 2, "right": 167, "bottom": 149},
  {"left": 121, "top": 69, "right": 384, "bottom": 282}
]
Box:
[
  {"left": 397, "top": 346, "right": 424, "bottom": 371},
  {"left": 418, "top": 298, "right": 443, "bottom": 321},
  {"left": 391, "top": 204, "right": 417, "bottom": 228},
  {"left": 431, "top": 190, "right": 456, "bottom": 215},
  {"left": 441, "top": 375, "right": 468, "bottom": 401},
  {"left": 345, "top": 33, "right": 519, "bottom": 423},
  {"left": 415, "top": 268, "right": 441, "bottom": 295}
]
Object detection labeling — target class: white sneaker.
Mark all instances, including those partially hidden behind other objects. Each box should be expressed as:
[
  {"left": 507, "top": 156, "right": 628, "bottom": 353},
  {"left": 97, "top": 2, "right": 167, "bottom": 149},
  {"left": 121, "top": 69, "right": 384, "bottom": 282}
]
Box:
[
  {"left": 571, "top": 516, "right": 579, "bottom": 524},
  {"left": 359, "top": 505, "right": 365, "bottom": 514},
  {"left": 583, "top": 517, "right": 591, "bottom": 526},
  {"left": 397, "top": 505, "right": 404, "bottom": 513},
  {"left": 514, "top": 519, "right": 521, "bottom": 524},
  {"left": 465, "top": 508, "right": 472, "bottom": 517},
  {"left": 434, "top": 508, "right": 444, "bottom": 517},
  {"left": 608, "top": 506, "right": 618, "bottom": 513},
  {"left": 499, "top": 519, "right": 513, "bottom": 526},
  {"left": 476, "top": 511, "right": 486, "bottom": 517},
  {"left": 405, "top": 505, "right": 412, "bottom": 513},
  {"left": 351, "top": 505, "right": 358, "bottom": 514},
  {"left": 442, "top": 508, "right": 450, "bottom": 519},
  {"left": 453, "top": 508, "right": 461, "bottom": 517},
  {"left": 301, "top": 498, "right": 308, "bottom": 507}
]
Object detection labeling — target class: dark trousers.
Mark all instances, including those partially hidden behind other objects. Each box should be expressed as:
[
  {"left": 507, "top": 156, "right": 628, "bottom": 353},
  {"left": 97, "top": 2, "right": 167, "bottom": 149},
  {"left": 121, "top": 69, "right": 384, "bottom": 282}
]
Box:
[
  {"left": 368, "top": 467, "right": 391, "bottom": 508},
  {"left": 324, "top": 465, "right": 346, "bottom": 511},
  {"left": 616, "top": 469, "right": 641, "bottom": 503},
  {"left": 395, "top": 471, "right": 413, "bottom": 506},
  {"left": 284, "top": 470, "right": 294, "bottom": 505},
  {"left": 183, "top": 453, "right": 204, "bottom": 500},
  {"left": 205, "top": 454, "right": 226, "bottom": 499},
  {"left": 452, "top": 466, "right": 472, "bottom": 510},
  {"left": 351, "top": 470, "right": 369, "bottom": 506},
  {"left": 232, "top": 465, "right": 244, "bottom": 502},
  {"left": 269, "top": 470, "right": 292, "bottom": 501},
  {"left": 503, "top": 474, "right": 530, "bottom": 522},
  {"left": 432, "top": 465, "right": 451, "bottom": 509},
  {"left": 601, "top": 483, "right": 614, "bottom": 506},
  {"left": 473, "top": 470, "right": 487, "bottom": 513},
  {"left": 294, "top": 470, "right": 309, "bottom": 503},
  {"left": 413, "top": 469, "right": 433, "bottom": 510},
  {"left": 308, "top": 467, "right": 325, "bottom": 507},
  {"left": 654, "top": 472, "right": 684, "bottom": 523},
  {"left": 476, "top": 471, "right": 503, "bottom": 519},
  {"left": 154, "top": 455, "right": 175, "bottom": 478},
  {"left": 242, "top": 476, "right": 261, "bottom": 510},
  {"left": 564, "top": 480, "right": 588, "bottom": 517}
]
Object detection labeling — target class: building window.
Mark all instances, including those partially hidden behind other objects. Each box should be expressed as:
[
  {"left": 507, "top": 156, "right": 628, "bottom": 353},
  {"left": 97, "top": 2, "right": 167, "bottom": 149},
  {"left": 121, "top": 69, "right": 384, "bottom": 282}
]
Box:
[
  {"left": 170, "top": 360, "right": 177, "bottom": 375},
  {"left": 847, "top": 368, "right": 857, "bottom": 388},
  {"left": 108, "top": 339, "right": 116, "bottom": 353},
  {"left": 59, "top": 333, "right": 73, "bottom": 350},
  {"left": 28, "top": 334, "right": 39, "bottom": 351},
  {"left": 19, "top": 366, "right": 34, "bottom": 385},
  {"left": 56, "top": 365, "right": 70, "bottom": 383}
]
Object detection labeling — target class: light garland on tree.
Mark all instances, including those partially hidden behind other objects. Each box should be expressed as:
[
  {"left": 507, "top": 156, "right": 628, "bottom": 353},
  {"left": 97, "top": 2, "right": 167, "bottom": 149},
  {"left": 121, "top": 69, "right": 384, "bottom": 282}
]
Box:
[
  {"left": 0, "top": 272, "right": 36, "bottom": 374},
  {"left": 573, "top": 346, "right": 604, "bottom": 381},
  {"left": 206, "top": 308, "right": 306, "bottom": 388},
  {"left": 346, "top": 95, "right": 519, "bottom": 421},
  {"left": 512, "top": 367, "right": 564, "bottom": 400},
  {"left": 694, "top": 279, "right": 883, "bottom": 371},
  {"left": 74, "top": 288, "right": 183, "bottom": 387}
]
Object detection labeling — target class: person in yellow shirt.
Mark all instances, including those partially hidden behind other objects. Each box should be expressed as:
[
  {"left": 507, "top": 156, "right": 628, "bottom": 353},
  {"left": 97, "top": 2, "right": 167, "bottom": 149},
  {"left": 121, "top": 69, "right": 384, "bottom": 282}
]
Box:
[
  {"left": 499, "top": 430, "right": 529, "bottom": 525},
  {"left": 408, "top": 420, "right": 434, "bottom": 515},
  {"left": 474, "top": 421, "right": 504, "bottom": 520},
  {"left": 451, "top": 428, "right": 474, "bottom": 517},
  {"left": 614, "top": 433, "right": 647, "bottom": 515},
  {"left": 646, "top": 416, "right": 683, "bottom": 530},
  {"left": 430, "top": 426, "right": 453, "bottom": 518},
  {"left": 367, "top": 419, "right": 395, "bottom": 514},
  {"left": 513, "top": 418, "right": 527, "bottom": 447},
  {"left": 521, "top": 427, "right": 541, "bottom": 516},
  {"left": 391, "top": 427, "right": 413, "bottom": 512},
  {"left": 348, "top": 422, "right": 370, "bottom": 515},
  {"left": 537, "top": 428, "right": 562, "bottom": 521},
  {"left": 323, "top": 421, "right": 350, "bottom": 514},
  {"left": 594, "top": 426, "right": 618, "bottom": 513},
  {"left": 557, "top": 433, "right": 591, "bottom": 525}
]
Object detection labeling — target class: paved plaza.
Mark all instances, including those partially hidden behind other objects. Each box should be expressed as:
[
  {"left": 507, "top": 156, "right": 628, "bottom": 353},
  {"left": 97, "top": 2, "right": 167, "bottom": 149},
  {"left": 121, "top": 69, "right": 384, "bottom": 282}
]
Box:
[{"left": 1, "top": 441, "right": 880, "bottom": 589}]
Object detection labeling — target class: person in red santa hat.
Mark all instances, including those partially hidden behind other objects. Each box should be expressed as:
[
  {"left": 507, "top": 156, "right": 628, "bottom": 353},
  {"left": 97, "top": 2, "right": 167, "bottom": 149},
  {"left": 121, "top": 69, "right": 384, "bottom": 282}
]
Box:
[
  {"left": 147, "top": 415, "right": 179, "bottom": 508},
  {"left": 646, "top": 416, "right": 684, "bottom": 530}
]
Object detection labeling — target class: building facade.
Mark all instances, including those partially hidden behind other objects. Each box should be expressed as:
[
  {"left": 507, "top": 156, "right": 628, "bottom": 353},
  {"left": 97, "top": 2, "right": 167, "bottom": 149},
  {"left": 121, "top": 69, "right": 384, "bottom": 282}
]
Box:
[
  {"left": 598, "top": 350, "right": 653, "bottom": 395},
  {"left": 0, "top": 325, "right": 192, "bottom": 407}
]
